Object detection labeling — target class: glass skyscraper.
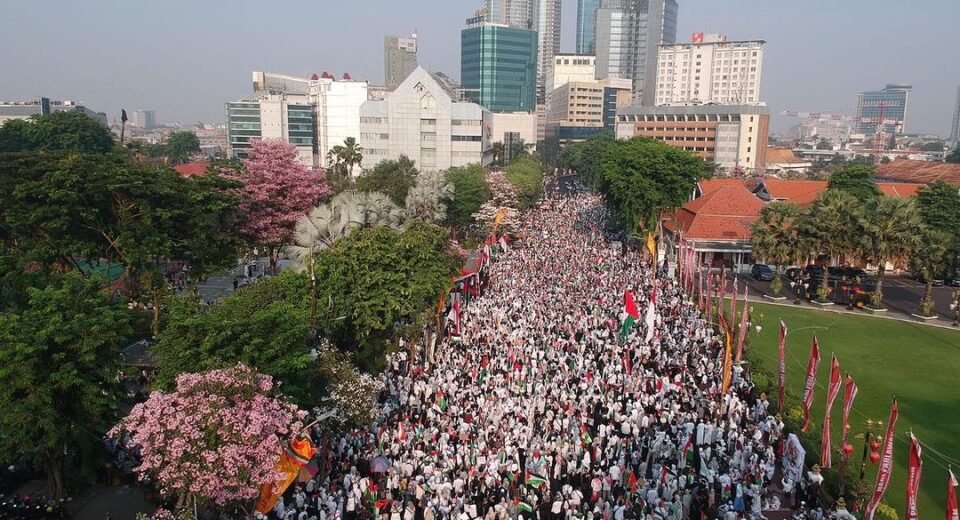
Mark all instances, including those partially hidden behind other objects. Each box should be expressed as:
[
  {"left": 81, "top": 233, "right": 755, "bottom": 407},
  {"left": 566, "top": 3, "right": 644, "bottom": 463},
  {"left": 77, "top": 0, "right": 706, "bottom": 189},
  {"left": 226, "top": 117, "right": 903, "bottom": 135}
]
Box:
[
  {"left": 461, "top": 23, "right": 538, "bottom": 112},
  {"left": 576, "top": 0, "right": 600, "bottom": 55},
  {"left": 856, "top": 84, "right": 911, "bottom": 135}
]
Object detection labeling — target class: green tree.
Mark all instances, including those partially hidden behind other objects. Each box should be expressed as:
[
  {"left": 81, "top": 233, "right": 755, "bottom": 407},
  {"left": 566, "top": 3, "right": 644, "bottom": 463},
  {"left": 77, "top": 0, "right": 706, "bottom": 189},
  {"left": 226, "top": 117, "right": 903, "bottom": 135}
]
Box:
[
  {"left": 328, "top": 137, "right": 364, "bottom": 178},
  {"left": 490, "top": 141, "right": 505, "bottom": 166},
  {"left": 946, "top": 145, "right": 960, "bottom": 163},
  {"left": 152, "top": 271, "right": 319, "bottom": 405},
  {"left": 827, "top": 163, "right": 881, "bottom": 200},
  {"left": 504, "top": 155, "right": 544, "bottom": 210},
  {"left": 0, "top": 272, "right": 132, "bottom": 499},
  {"left": 816, "top": 138, "right": 832, "bottom": 150},
  {"left": 560, "top": 132, "right": 616, "bottom": 188},
  {"left": 30, "top": 110, "right": 114, "bottom": 154},
  {"left": 0, "top": 119, "right": 37, "bottom": 152},
  {"left": 919, "top": 141, "right": 945, "bottom": 152},
  {"left": 860, "top": 197, "right": 924, "bottom": 308},
  {"left": 798, "top": 190, "right": 864, "bottom": 302},
  {"left": 911, "top": 228, "right": 951, "bottom": 316},
  {"left": 313, "top": 221, "right": 460, "bottom": 371},
  {"left": 751, "top": 202, "right": 803, "bottom": 296},
  {"left": 164, "top": 131, "right": 201, "bottom": 165},
  {"left": 917, "top": 181, "right": 960, "bottom": 245},
  {"left": 587, "top": 136, "right": 707, "bottom": 234},
  {"left": 355, "top": 155, "right": 419, "bottom": 206},
  {"left": 443, "top": 164, "right": 491, "bottom": 230}
]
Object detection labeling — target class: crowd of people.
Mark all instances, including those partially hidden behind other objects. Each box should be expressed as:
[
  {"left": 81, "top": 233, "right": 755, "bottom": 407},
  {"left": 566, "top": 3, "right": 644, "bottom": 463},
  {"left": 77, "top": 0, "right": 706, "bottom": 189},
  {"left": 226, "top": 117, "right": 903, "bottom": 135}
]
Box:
[{"left": 265, "top": 195, "right": 828, "bottom": 520}]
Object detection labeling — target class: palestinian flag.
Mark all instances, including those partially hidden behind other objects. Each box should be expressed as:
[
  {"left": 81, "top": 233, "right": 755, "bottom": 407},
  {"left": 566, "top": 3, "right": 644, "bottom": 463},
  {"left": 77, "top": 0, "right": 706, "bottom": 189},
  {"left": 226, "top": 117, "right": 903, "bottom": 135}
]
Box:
[
  {"left": 644, "top": 286, "right": 657, "bottom": 343},
  {"left": 526, "top": 472, "right": 549, "bottom": 488},
  {"left": 620, "top": 290, "right": 639, "bottom": 341},
  {"left": 682, "top": 434, "right": 694, "bottom": 462},
  {"left": 628, "top": 471, "right": 638, "bottom": 493},
  {"left": 437, "top": 391, "right": 447, "bottom": 412},
  {"left": 516, "top": 501, "right": 534, "bottom": 514}
]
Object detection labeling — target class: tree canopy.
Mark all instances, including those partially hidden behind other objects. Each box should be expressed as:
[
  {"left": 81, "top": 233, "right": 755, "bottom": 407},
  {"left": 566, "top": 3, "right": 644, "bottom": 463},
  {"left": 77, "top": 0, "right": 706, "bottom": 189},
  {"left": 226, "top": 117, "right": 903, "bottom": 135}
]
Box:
[
  {"left": 0, "top": 272, "right": 132, "bottom": 498},
  {"left": 355, "top": 155, "right": 419, "bottom": 206},
  {"left": 313, "top": 221, "right": 461, "bottom": 371},
  {"left": 827, "top": 163, "right": 881, "bottom": 200},
  {"left": 443, "top": 164, "right": 491, "bottom": 229},
  {"left": 0, "top": 110, "right": 114, "bottom": 154},
  {"left": 504, "top": 156, "right": 544, "bottom": 210},
  {"left": 164, "top": 131, "right": 201, "bottom": 165}
]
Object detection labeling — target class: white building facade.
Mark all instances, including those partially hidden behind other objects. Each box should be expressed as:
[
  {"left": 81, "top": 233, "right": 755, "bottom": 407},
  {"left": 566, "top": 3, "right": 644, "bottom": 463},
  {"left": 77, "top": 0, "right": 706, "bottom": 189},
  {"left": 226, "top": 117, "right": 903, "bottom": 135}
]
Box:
[
  {"left": 655, "top": 33, "right": 765, "bottom": 106},
  {"left": 359, "top": 67, "right": 486, "bottom": 173}
]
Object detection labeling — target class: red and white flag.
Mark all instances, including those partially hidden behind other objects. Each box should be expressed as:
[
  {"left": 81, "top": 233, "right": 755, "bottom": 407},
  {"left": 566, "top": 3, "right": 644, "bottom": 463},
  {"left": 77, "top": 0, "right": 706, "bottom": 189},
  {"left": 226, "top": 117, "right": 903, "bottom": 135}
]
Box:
[
  {"left": 905, "top": 433, "right": 922, "bottom": 520},
  {"left": 730, "top": 277, "right": 738, "bottom": 325},
  {"left": 947, "top": 470, "right": 958, "bottom": 520},
  {"left": 866, "top": 400, "right": 900, "bottom": 520},
  {"left": 801, "top": 336, "right": 821, "bottom": 432},
  {"left": 777, "top": 321, "right": 788, "bottom": 413},
  {"left": 841, "top": 375, "right": 858, "bottom": 456},
  {"left": 821, "top": 355, "right": 842, "bottom": 468},
  {"left": 644, "top": 287, "right": 657, "bottom": 343}
]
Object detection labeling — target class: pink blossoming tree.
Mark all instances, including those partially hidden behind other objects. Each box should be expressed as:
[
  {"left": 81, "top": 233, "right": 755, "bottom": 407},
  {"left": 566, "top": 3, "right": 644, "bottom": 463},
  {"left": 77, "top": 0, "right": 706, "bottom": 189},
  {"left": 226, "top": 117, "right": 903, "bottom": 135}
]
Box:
[
  {"left": 110, "top": 363, "right": 306, "bottom": 513},
  {"left": 228, "top": 140, "right": 331, "bottom": 273}
]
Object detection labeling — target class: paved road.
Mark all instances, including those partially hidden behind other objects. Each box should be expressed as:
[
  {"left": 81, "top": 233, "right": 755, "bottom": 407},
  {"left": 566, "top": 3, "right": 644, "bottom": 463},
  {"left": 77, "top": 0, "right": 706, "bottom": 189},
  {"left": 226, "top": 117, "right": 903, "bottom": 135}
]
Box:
[{"left": 725, "top": 271, "right": 959, "bottom": 326}]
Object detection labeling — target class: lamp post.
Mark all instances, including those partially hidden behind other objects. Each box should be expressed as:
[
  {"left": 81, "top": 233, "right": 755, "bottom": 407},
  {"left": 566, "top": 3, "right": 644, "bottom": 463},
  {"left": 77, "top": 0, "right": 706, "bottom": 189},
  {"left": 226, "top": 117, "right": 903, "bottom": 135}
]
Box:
[{"left": 858, "top": 418, "right": 883, "bottom": 481}]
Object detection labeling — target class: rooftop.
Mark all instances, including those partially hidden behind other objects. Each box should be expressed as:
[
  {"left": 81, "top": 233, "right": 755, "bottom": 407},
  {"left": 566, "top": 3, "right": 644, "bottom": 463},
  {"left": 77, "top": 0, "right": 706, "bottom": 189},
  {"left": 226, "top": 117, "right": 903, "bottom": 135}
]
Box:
[
  {"left": 665, "top": 185, "right": 765, "bottom": 241},
  {"left": 875, "top": 159, "right": 960, "bottom": 186}
]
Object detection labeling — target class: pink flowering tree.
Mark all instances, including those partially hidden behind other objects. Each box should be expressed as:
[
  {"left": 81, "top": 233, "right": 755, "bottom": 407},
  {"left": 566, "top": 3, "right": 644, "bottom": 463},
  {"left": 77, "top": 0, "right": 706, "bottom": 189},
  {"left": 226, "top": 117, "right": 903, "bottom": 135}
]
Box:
[
  {"left": 110, "top": 363, "right": 306, "bottom": 513},
  {"left": 228, "top": 140, "right": 331, "bottom": 273}
]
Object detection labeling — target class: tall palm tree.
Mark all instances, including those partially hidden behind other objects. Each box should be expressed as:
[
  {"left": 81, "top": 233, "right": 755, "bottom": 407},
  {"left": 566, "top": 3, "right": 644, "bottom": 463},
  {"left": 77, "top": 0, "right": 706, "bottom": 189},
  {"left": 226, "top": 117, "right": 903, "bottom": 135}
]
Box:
[
  {"left": 339, "top": 137, "right": 363, "bottom": 178},
  {"left": 798, "top": 190, "right": 864, "bottom": 302},
  {"left": 860, "top": 197, "right": 924, "bottom": 308},
  {"left": 751, "top": 202, "right": 802, "bottom": 296},
  {"left": 405, "top": 170, "right": 454, "bottom": 224},
  {"left": 911, "top": 228, "right": 951, "bottom": 316},
  {"left": 490, "top": 142, "right": 505, "bottom": 167}
]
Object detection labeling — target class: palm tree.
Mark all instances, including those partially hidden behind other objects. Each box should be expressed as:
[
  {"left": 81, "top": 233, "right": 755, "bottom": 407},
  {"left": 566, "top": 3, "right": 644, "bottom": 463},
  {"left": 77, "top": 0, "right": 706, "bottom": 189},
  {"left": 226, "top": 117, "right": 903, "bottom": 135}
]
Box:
[
  {"left": 751, "top": 202, "right": 803, "bottom": 297},
  {"left": 328, "top": 137, "right": 364, "bottom": 179},
  {"left": 911, "top": 228, "right": 952, "bottom": 316},
  {"left": 405, "top": 170, "right": 454, "bottom": 224},
  {"left": 490, "top": 142, "right": 505, "bottom": 167},
  {"left": 798, "top": 190, "right": 864, "bottom": 302},
  {"left": 859, "top": 197, "right": 924, "bottom": 308}
]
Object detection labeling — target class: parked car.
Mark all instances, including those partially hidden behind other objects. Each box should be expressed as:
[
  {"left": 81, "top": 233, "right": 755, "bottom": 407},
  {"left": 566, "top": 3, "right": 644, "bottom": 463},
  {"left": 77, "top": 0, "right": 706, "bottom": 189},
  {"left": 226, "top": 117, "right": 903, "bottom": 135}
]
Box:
[
  {"left": 803, "top": 264, "right": 825, "bottom": 279},
  {"left": 912, "top": 271, "right": 945, "bottom": 286},
  {"left": 751, "top": 263, "right": 775, "bottom": 281},
  {"left": 946, "top": 276, "right": 960, "bottom": 288},
  {"left": 785, "top": 267, "right": 802, "bottom": 281}
]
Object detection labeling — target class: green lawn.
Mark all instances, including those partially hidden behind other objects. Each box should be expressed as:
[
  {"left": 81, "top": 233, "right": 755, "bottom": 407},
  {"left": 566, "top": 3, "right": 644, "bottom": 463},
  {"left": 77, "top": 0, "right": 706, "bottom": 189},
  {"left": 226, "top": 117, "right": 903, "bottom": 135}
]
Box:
[{"left": 742, "top": 302, "right": 960, "bottom": 519}]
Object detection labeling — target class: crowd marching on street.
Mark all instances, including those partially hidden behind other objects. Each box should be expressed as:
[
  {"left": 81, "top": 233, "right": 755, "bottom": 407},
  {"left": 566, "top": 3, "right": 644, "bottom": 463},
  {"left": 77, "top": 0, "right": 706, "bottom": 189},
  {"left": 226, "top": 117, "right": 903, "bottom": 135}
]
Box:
[{"left": 263, "top": 194, "right": 839, "bottom": 520}]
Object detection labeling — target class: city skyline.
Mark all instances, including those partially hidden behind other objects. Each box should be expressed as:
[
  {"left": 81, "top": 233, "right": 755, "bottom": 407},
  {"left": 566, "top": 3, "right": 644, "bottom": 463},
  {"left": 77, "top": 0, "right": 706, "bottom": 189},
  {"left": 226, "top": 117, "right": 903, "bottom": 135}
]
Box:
[{"left": 2, "top": 0, "right": 959, "bottom": 136}]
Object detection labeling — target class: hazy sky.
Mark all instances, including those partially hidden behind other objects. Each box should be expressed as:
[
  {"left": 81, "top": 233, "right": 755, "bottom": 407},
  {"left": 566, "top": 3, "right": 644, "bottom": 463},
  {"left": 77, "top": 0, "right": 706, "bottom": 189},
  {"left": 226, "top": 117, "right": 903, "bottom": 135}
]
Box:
[{"left": 2, "top": 0, "right": 958, "bottom": 135}]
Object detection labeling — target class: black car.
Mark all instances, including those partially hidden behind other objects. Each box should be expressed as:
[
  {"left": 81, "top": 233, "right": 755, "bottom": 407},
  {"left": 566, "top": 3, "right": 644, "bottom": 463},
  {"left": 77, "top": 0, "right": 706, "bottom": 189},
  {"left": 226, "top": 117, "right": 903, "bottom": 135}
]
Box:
[
  {"left": 804, "top": 264, "right": 825, "bottom": 278},
  {"left": 945, "top": 277, "right": 960, "bottom": 288},
  {"left": 751, "top": 263, "right": 775, "bottom": 281},
  {"left": 785, "top": 267, "right": 802, "bottom": 281}
]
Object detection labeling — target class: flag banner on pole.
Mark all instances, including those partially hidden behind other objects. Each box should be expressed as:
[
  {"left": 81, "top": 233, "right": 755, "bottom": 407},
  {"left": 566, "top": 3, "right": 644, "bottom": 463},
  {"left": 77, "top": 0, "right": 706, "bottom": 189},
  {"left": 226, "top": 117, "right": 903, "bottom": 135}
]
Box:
[
  {"left": 256, "top": 436, "right": 318, "bottom": 514},
  {"left": 525, "top": 471, "right": 549, "bottom": 489},
  {"left": 720, "top": 314, "right": 733, "bottom": 394},
  {"left": 621, "top": 290, "right": 639, "bottom": 342},
  {"left": 947, "top": 470, "right": 958, "bottom": 520},
  {"left": 778, "top": 320, "right": 788, "bottom": 413},
  {"left": 644, "top": 287, "right": 657, "bottom": 343},
  {"left": 730, "top": 277, "right": 738, "bottom": 328},
  {"left": 841, "top": 375, "right": 858, "bottom": 456},
  {"left": 866, "top": 400, "right": 900, "bottom": 520},
  {"left": 801, "top": 336, "right": 821, "bottom": 432},
  {"left": 906, "top": 433, "right": 923, "bottom": 520},
  {"left": 646, "top": 231, "right": 657, "bottom": 259},
  {"left": 735, "top": 285, "right": 749, "bottom": 362},
  {"left": 821, "top": 355, "right": 842, "bottom": 468}
]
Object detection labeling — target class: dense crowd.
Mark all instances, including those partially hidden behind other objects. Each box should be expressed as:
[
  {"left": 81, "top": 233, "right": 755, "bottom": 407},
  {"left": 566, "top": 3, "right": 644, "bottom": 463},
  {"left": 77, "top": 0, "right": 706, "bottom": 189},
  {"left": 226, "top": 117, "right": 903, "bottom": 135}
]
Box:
[{"left": 265, "top": 195, "right": 827, "bottom": 520}]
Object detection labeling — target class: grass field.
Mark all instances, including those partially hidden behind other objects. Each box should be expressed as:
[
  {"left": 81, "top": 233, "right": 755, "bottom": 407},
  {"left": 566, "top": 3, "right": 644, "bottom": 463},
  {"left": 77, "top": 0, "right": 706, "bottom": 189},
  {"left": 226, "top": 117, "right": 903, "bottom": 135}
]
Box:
[{"left": 740, "top": 301, "right": 960, "bottom": 519}]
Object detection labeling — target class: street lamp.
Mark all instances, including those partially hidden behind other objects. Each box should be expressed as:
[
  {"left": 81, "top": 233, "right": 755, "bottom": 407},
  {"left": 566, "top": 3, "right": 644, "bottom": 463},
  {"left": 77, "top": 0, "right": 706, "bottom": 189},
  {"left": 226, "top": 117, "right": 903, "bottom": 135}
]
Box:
[{"left": 858, "top": 418, "right": 883, "bottom": 481}]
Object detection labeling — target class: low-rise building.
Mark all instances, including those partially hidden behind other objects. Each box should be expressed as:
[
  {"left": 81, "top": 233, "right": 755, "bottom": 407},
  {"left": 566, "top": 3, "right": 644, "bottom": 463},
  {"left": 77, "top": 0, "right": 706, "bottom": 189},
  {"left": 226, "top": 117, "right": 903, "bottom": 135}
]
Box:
[
  {"left": 616, "top": 104, "right": 769, "bottom": 173},
  {"left": 875, "top": 159, "right": 960, "bottom": 186},
  {"left": 764, "top": 147, "right": 812, "bottom": 176},
  {"left": 546, "top": 78, "right": 631, "bottom": 145},
  {"left": 358, "top": 67, "right": 486, "bottom": 172},
  {"left": 0, "top": 97, "right": 107, "bottom": 125}
]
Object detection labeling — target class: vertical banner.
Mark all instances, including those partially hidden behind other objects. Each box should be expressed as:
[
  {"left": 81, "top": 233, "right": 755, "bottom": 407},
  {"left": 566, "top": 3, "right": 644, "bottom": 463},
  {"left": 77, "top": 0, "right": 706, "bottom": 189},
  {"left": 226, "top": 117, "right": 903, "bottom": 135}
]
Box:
[
  {"left": 720, "top": 314, "right": 733, "bottom": 394},
  {"left": 865, "top": 400, "right": 900, "bottom": 520},
  {"left": 256, "top": 437, "right": 318, "bottom": 514},
  {"left": 730, "top": 277, "right": 739, "bottom": 327},
  {"left": 778, "top": 321, "right": 788, "bottom": 413},
  {"left": 821, "top": 355, "right": 842, "bottom": 468},
  {"left": 801, "top": 336, "right": 821, "bottom": 432},
  {"left": 841, "top": 375, "right": 858, "bottom": 455},
  {"left": 735, "top": 285, "right": 749, "bottom": 362},
  {"left": 947, "top": 470, "right": 958, "bottom": 520},
  {"left": 905, "top": 433, "right": 923, "bottom": 520}
]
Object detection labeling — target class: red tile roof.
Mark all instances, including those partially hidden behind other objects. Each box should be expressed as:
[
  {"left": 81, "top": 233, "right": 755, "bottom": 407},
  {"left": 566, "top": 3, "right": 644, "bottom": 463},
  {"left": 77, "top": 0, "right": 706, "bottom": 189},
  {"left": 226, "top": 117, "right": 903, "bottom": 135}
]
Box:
[
  {"left": 760, "top": 179, "right": 827, "bottom": 206},
  {"left": 875, "top": 159, "right": 960, "bottom": 186},
  {"left": 766, "top": 147, "right": 808, "bottom": 164},
  {"left": 173, "top": 163, "right": 208, "bottom": 177},
  {"left": 665, "top": 185, "right": 765, "bottom": 241},
  {"left": 877, "top": 182, "right": 924, "bottom": 197},
  {"left": 697, "top": 178, "right": 748, "bottom": 196}
]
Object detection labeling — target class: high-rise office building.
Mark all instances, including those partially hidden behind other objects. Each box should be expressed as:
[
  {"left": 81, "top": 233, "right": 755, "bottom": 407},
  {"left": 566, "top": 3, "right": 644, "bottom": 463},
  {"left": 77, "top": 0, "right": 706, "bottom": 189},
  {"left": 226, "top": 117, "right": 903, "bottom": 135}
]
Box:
[
  {"left": 482, "top": 0, "right": 532, "bottom": 28},
  {"left": 532, "top": 0, "right": 562, "bottom": 105},
  {"left": 461, "top": 22, "right": 538, "bottom": 112},
  {"left": 654, "top": 33, "right": 765, "bottom": 106},
  {"left": 949, "top": 86, "right": 960, "bottom": 146},
  {"left": 226, "top": 93, "right": 316, "bottom": 165},
  {"left": 384, "top": 32, "right": 419, "bottom": 90},
  {"left": 594, "top": 0, "right": 678, "bottom": 106},
  {"left": 856, "top": 84, "right": 911, "bottom": 135},
  {"left": 575, "top": 0, "right": 600, "bottom": 54},
  {"left": 132, "top": 109, "right": 157, "bottom": 130}
]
